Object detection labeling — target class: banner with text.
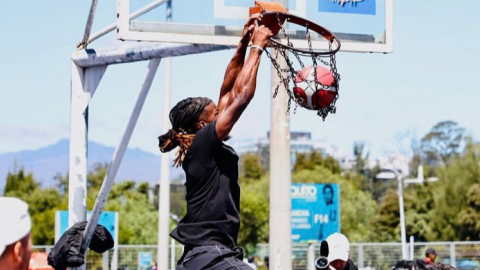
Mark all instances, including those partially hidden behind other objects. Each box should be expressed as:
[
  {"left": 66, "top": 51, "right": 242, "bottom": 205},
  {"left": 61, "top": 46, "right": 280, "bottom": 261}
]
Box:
[{"left": 291, "top": 183, "right": 340, "bottom": 242}]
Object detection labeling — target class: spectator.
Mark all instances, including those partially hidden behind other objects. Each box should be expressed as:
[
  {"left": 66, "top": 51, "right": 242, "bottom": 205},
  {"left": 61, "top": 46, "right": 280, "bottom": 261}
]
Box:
[
  {"left": 151, "top": 260, "right": 157, "bottom": 270},
  {"left": 325, "top": 233, "right": 357, "bottom": 270},
  {"left": 247, "top": 256, "right": 257, "bottom": 270},
  {"left": 0, "top": 197, "right": 32, "bottom": 270},
  {"left": 423, "top": 248, "right": 437, "bottom": 264}
]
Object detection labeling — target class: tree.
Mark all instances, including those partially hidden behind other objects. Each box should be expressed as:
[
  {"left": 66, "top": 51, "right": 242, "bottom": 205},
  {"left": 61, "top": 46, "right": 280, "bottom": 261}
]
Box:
[
  {"left": 238, "top": 175, "right": 270, "bottom": 254},
  {"left": 4, "top": 167, "right": 62, "bottom": 245},
  {"left": 353, "top": 141, "right": 369, "bottom": 174},
  {"left": 427, "top": 139, "right": 480, "bottom": 240},
  {"left": 375, "top": 189, "right": 412, "bottom": 242},
  {"left": 404, "top": 183, "right": 435, "bottom": 241},
  {"left": 241, "top": 153, "right": 264, "bottom": 180},
  {"left": 294, "top": 151, "right": 341, "bottom": 174},
  {"left": 4, "top": 167, "right": 39, "bottom": 196},
  {"left": 421, "top": 121, "right": 465, "bottom": 167},
  {"left": 457, "top": 184, "right": 480, "bottom": 240},
  {"left": 238, "top": 153, "right": 269, "bottom": 253}
]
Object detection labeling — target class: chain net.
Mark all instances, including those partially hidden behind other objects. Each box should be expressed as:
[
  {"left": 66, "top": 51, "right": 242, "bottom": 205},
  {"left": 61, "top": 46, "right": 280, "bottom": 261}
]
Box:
[{"left": 262, "top": 13, "right": 341, "bottom": 120}]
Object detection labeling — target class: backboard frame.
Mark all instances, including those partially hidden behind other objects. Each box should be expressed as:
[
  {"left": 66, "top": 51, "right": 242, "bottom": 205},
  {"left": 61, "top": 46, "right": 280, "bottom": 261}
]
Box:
[{"left": 117, "top": 0, "right": 393, "bottom": 53}]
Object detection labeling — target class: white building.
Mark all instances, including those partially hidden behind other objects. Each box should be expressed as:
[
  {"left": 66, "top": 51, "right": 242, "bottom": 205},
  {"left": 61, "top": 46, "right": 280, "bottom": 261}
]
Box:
[{"left": 227, "top": 131, "right": 340, "bottom": 168}]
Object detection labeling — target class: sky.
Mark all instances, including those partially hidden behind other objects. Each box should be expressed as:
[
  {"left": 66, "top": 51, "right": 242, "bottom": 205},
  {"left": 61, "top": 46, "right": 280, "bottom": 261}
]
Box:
[{"left": 0, "top": 0, "right": 479, "bottom": 160}]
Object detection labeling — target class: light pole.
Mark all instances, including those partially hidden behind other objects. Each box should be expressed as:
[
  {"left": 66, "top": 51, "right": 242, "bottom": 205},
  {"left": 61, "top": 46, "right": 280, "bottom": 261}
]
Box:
[
  {"left": 376, "top": 169, "right": 408, "bottom": 260},
  {"left": 393, "top": 169, "right": 408, "bottom": 260}
]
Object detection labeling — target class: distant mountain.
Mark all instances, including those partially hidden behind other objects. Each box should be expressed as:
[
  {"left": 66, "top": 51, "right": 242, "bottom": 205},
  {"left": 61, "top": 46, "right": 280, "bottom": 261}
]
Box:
[{"left": 0, "top": 139, "right": 185, "bottom": 192}]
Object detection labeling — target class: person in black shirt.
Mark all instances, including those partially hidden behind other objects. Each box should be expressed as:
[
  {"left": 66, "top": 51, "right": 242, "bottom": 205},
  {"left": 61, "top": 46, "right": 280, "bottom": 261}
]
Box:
[{"left": 158, "top": 14, "right": 273, "bottom": 270}]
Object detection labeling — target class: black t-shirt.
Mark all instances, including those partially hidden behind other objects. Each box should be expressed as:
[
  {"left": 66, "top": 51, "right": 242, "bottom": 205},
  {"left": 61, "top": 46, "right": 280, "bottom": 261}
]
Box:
[{"left": 170, "top": 121, "right": 241, "bottom": 248}]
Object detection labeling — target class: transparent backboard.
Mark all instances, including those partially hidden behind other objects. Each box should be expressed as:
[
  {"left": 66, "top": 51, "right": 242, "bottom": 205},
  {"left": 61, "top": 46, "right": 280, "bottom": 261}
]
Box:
[{"left": 117, "top": 0, "right": 392, "bottom": 53}]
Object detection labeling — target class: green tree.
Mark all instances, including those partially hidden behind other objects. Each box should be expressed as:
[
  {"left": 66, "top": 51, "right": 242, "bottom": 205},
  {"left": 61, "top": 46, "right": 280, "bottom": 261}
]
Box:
[
  {"left": 457, "top": 184, "right": 480, "bottom": 240},
  {"left": 294, "top": 151, "right": 341, "bottom": 175},
  {"left": 241, "top": 153, "right": 264, "bottom": 180},
  {"left": 421, "top": 121, "right": 465, "bottom": 167},
  {"left": 103, "top": 180, "right": 159, "bottom": 244},
  {"left": 4, "top": 167, "right": 39, "bottom": 196},
  {"left": 238, "top": 153, "right": 270, "bottom": 253},
  {"left": 404, "top": 183, "right": 435, "bottom": 241},
  {"left": 4, "top": 167, "right": 62, "bottom": 244},
  {"left": 353, "top": 141, "right": 369, "bottom": 174},
  {"left": 376, "top": 190, "right": 398, "bottom": 241},
  {"left": 427, "top": 139, "right": 480, "bottom": 240},
  {"left": 85, "top": 164, "right": 159, "bottom": 244},
  {"left": 239, "top": 175, "right": 269, "bottom": 254}
]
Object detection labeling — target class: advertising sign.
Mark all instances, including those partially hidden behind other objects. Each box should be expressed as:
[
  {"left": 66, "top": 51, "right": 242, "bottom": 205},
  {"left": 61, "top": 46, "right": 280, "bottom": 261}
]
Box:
[
  {"left": 138, "top": 252, "right": 153, "bottom": 270},
  {"left": 291, "top": 183, "right": 340, "bottom": 242}
]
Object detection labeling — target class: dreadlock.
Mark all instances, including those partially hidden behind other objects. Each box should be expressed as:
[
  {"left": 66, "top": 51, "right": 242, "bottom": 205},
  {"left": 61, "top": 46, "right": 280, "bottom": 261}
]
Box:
[{"left": 158, "top": 97, "right": 212, "bottom": 167}]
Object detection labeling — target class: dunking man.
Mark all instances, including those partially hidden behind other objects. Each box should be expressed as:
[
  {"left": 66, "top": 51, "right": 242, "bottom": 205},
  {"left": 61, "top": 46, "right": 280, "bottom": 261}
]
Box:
[{"left": 158, "top": 14, "right": 273, "bottom": 270}]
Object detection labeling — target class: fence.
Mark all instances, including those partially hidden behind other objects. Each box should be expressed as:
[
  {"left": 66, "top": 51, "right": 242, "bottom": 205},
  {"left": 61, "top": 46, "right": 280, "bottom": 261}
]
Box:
[{"left": 33, "top": 241, "right": 480, "bottom": 270}]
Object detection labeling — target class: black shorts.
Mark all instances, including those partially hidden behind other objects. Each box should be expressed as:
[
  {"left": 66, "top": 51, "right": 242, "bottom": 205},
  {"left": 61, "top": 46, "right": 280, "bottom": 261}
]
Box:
[{"left": 177, "top": 245, "right": 253, "bottom": 270}]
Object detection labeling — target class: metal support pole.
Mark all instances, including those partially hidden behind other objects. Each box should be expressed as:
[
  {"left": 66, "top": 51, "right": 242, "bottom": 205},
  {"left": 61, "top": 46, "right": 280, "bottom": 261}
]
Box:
[
  {"left": 78, "top": 0, "right": 100, "bottom": 49},
  {"left": 69, "top": 62, "right": 88, "bottom": 232},
  {"left": 450, "top": 243, "right": 456, "bottom": 268},
  {"left": 307, "top": 243, "right": 315, "bottom": 270},
  {"left": 102, "top": 252, "right": 109, "bottom": 270},
  {"left": 83, "top": 58, "right": 161, "bottom": 251},
  {"left": 87, "top": 0, "right": 169, "bottom": 45},
  {"left": 112, "top": 212, "right": 119, "bottom": 270},
  {"left": 397, "top": 172, "right": 407, "bottom": 260},
  {"left": 269, "top": 11, "right": 292, "bottom": 269},
  {"left": 69, "top": 63, "right": 107, "bottom": 270},
  {"left": 409, "top": 236, "right": 414, "bottom": 260},
  {"left": 170, "top": 238, "right": 176, "bottom": 270},
  {"left": 158, "top": 3, "right": 172, "bottom": 269},
  {"left": 72, "top": 43, "right": 231, "bottom": 68},
  {"left": 358, "top": 245, "right": 364, "bottom": 268}
]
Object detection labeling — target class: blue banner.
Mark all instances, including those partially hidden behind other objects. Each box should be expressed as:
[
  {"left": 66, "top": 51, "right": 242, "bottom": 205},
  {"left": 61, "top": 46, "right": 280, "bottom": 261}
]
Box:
[
  {"left": 291, "top": 183, "right": 340, "bottom": 242},
  {"left": 57, "top": 211, "right": 117, "bottom": 240},
  {"left": 319, "top": 0, "right": 376, "bottom": 15}
]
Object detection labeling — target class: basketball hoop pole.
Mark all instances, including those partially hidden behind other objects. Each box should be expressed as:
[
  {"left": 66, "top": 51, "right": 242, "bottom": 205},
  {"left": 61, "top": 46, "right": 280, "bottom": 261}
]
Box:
[
  {"left": 158, "top": 2, "right": 172, "bottom": 270},
  {"left": 269, "top": 1, "right": 292, "bottom": 270}
]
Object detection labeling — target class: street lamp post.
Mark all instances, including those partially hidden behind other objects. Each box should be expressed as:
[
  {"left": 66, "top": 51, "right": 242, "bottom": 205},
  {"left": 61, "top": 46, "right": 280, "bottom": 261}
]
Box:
[
  {"left": 393, "top": 169, "right": 408, "bottom": 260},
  {"left": 376, "top": 169, "right": 408, "bottom": 260},
  {"left": 376, "top": 165, "right": 437, "bottom": 260}
]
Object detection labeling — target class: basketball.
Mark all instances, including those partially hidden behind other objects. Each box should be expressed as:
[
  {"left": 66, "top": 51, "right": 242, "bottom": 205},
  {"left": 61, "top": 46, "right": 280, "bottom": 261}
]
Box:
[{"left": 292, "top": 66, "right": 338, "bottom": 110}]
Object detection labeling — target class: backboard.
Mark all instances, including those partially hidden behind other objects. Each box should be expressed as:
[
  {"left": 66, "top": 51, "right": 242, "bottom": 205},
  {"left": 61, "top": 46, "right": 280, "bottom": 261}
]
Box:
[{"left": 117, "top": 0, "right": 392, "bottom": 53}]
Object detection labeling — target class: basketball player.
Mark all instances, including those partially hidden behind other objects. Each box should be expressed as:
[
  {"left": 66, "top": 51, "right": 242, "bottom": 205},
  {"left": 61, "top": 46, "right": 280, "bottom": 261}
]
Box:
[{"left": 158, "top": 14, "right": 273, "bottom": 270}]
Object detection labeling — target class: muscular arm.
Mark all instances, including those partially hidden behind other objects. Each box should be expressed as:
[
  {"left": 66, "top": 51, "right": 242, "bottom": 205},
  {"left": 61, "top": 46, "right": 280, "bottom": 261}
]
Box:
[
  {"left": 216, "top": 26, "right": 273, "bottom": 140},
  {"left": 217, "top": 40, "right": 249, "bottom": 112},
  {"left": 217, "top": 14, "right": 263, "bottom": 113}
]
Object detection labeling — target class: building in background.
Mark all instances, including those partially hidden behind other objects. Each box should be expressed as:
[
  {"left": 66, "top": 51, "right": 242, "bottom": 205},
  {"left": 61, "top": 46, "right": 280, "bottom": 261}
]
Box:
[{"left": 227, "top": 131, "right": 341, "bottom": 169}]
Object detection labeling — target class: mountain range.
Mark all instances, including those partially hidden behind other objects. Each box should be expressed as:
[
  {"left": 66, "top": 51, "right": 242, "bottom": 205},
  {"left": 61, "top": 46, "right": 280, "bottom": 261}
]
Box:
[{"left": 0, "top": 139, "right": 185, "bottom": 192}]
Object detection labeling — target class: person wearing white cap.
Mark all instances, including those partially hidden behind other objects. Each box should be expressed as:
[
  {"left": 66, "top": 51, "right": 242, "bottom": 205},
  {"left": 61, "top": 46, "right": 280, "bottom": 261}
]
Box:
[
  {"left": 0, "top": 197, "right": 32, "bottom": 270},
  {"left": 325, "top": 233, "right": 357, "bottom": 270}
]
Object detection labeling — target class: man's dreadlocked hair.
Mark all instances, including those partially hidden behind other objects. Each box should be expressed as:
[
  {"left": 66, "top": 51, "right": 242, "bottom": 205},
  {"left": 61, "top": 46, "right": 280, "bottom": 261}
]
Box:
[{"left": 158, "top": 97, "right": 212, "bottom": 167}]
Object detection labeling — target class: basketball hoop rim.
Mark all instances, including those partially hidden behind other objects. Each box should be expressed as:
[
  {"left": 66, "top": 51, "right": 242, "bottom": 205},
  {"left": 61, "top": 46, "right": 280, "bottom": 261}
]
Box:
[{"left": 262, "top": 12, "right": 341, "bottom": 56}]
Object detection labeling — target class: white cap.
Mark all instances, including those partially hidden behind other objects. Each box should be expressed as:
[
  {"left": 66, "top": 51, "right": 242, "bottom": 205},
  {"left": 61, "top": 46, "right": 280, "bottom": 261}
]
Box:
[
  {"left": 326, "top": 233, "right": 350, "bottom": 263},
  {"left": 0, "top": 197, "right": 31, "bottom": 256}
]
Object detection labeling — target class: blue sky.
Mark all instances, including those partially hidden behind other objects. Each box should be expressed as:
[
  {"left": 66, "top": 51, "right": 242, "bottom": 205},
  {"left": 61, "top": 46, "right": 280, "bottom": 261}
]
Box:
[{"left": 0, "top": 1, "right": 479, "bottom": 159}]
